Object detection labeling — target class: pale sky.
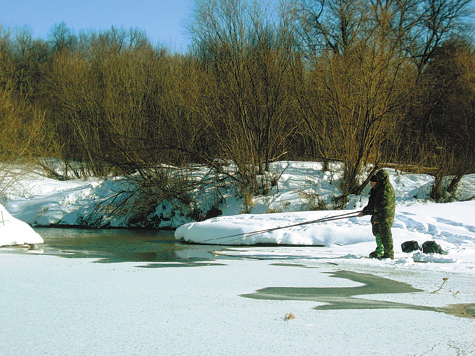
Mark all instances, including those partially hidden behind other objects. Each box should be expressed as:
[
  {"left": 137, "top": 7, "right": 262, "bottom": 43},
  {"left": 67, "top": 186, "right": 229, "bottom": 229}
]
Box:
[{"left": 0, "top": 0, "right": 195, "bottom": 52}]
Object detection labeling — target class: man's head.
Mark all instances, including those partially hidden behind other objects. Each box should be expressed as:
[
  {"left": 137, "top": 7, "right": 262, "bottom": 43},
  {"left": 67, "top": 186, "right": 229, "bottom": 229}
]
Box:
[
  {"left": 370, "top": 174, "right": 378, "bottom": 187},
  {"left": 370, "top": 169, "right": 389, "bottom": 187}
]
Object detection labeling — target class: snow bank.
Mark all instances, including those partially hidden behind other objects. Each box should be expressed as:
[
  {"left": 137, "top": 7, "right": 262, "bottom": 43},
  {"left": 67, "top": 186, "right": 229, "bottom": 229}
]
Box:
[
  {"left": 0, "top": 204, "right": 44, "bottom": 247},
  {"left": 2, "top": 162, "right": 475, "bottom": 251},
  {"left": 175, "top": 210, "right": 370, "bottom": 245},
  {"left": 175, "top": 200, "right": 475, "bottom": 263},
  {"left": 2, "top": 162, "right": 475, "bottom": 231}
]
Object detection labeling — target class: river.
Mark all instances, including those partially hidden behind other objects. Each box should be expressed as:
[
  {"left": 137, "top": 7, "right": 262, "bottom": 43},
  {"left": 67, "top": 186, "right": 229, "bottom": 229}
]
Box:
[{"left": 31, "top": 227, "right": 232, "bottom": 264}]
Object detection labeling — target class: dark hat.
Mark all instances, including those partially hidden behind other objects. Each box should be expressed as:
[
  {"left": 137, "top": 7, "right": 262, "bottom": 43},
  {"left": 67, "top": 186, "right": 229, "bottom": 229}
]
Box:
[{"left": 370, "top": 175, "right": 378, "bottom": 182}]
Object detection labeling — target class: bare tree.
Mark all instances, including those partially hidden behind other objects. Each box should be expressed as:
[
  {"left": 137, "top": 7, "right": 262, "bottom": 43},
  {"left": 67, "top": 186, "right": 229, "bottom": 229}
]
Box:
[
  {"left": 290, "top": 0, "right": 416, "bottom": 204},
  {"left": 0, "top": 30, "right": 45, "bottom": 195},
  {"left": 414, "top": 41, "right": 475, "bottom": 200},
  {"left": 406, "top": 0, "right": 474, "bottom": 74},
  {"left": 189, "top": 0, "right": 296, "bottom": 194},
  {"left": 398, "top": 0, "right": 474, "bottom": 199}
]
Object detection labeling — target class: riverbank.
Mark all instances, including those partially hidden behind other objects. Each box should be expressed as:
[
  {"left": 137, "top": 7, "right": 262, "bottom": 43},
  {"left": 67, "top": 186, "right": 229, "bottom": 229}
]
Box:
[
  {"left": 1, "top": 250, "right": 474, "bottom": 355},
  {"left": 1, "top": 162, "right": 475, "bottom": 354}
]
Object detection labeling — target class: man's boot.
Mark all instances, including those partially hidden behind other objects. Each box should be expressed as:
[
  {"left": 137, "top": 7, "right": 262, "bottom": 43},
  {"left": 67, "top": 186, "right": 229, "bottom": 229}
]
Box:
[
  {"left": 381, "top": 235, "right": 394, "bottom": 259},
  {"left": 369, "top": 234, "right": 384, "bottom": 259}
]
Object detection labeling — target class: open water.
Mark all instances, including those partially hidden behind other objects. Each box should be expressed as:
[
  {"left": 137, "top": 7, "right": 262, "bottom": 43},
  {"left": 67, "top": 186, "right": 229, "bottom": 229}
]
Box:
[{"left": 30, "top": 227, "right": 231, "bottom": 264}]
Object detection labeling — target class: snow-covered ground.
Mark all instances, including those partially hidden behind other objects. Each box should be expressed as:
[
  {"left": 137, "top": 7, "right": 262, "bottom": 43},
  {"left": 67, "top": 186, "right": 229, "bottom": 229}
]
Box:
[
  {"left": 1, "top": 162, "right": 474, "bottom": 355},
  {"left": 0, "top": 203, "right": 43, "bottom": 246}
]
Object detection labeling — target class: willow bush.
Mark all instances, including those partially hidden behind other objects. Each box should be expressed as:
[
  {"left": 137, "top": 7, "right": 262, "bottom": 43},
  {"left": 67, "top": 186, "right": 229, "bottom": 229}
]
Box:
[{"left": 0, "top": 0, "right": 474, "bottom": 211}]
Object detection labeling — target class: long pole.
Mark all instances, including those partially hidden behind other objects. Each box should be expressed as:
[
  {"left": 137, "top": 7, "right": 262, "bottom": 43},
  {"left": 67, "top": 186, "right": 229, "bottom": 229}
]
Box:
[{"left": 199, "top": 210, "right": 362, "bottom": 244}]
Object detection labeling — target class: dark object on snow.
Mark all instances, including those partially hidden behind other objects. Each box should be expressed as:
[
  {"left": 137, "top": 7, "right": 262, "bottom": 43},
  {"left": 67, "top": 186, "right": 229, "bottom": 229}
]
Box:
[
  {"left": 401, "top": 240, "right": 421, "bottom": 253},
  {"left": 422, "top": 240, "right": 447, "bottom": 254}
]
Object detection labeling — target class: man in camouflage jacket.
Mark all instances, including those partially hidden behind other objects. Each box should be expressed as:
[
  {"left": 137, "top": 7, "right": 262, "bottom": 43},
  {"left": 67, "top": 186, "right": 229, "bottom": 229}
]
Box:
[{"left": 358, "top": 169, "right": 396, "bottom": 259}]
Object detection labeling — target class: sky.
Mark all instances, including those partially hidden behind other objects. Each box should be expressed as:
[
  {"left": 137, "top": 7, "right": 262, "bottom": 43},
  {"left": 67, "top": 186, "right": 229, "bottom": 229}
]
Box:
[{"left": 0, "top": 0, "right": 195, "bottom": 52}]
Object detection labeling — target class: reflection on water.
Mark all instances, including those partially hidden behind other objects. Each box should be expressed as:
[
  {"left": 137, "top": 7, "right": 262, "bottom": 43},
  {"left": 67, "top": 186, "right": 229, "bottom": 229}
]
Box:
[{"left": 32, "top": 227, "right": 230, "bottom": 264}]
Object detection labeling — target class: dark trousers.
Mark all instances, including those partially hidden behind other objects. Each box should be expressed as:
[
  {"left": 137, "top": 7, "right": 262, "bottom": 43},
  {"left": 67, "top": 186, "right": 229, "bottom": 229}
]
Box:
[{"left": 371, "top": 219, "right": 394, "bottom": 255}]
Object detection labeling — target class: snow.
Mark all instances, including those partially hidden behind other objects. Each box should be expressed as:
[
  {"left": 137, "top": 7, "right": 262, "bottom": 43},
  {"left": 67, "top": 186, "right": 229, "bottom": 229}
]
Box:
[
  {"left": 2, "top": 250, "right": 475, "bottom": 355},
  {"left": 1, "top": 162, "right": 475, "bottom": 355},
  {"left": 0, "top": 204, "right": 43, "bottom": 246}
]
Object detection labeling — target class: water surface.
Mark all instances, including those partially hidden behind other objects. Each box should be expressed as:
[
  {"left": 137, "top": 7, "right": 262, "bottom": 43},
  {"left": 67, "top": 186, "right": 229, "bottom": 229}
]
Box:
[{"left": 32, "top": 227, "right": 229, "bottom": 264}]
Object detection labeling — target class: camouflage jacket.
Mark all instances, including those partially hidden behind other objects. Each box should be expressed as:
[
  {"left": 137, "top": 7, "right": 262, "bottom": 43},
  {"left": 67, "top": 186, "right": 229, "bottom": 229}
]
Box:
[{"left": 362, "top": 170, "right": 396, "bottom": 224}]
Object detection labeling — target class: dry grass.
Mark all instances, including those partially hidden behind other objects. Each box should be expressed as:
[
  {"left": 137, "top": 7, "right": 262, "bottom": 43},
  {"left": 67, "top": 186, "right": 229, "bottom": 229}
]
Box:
[
  {"left": 431, "top": 277, "right": 449, "bottom": 294},
  {"left": 284, "top": 312, "right": 295, "bottom": 321}
]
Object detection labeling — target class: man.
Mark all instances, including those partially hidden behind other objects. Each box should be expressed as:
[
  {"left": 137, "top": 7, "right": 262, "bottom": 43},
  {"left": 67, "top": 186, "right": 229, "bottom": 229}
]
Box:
[{"left": 358, "top": 169, "right": 396, "bottom": 259}]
